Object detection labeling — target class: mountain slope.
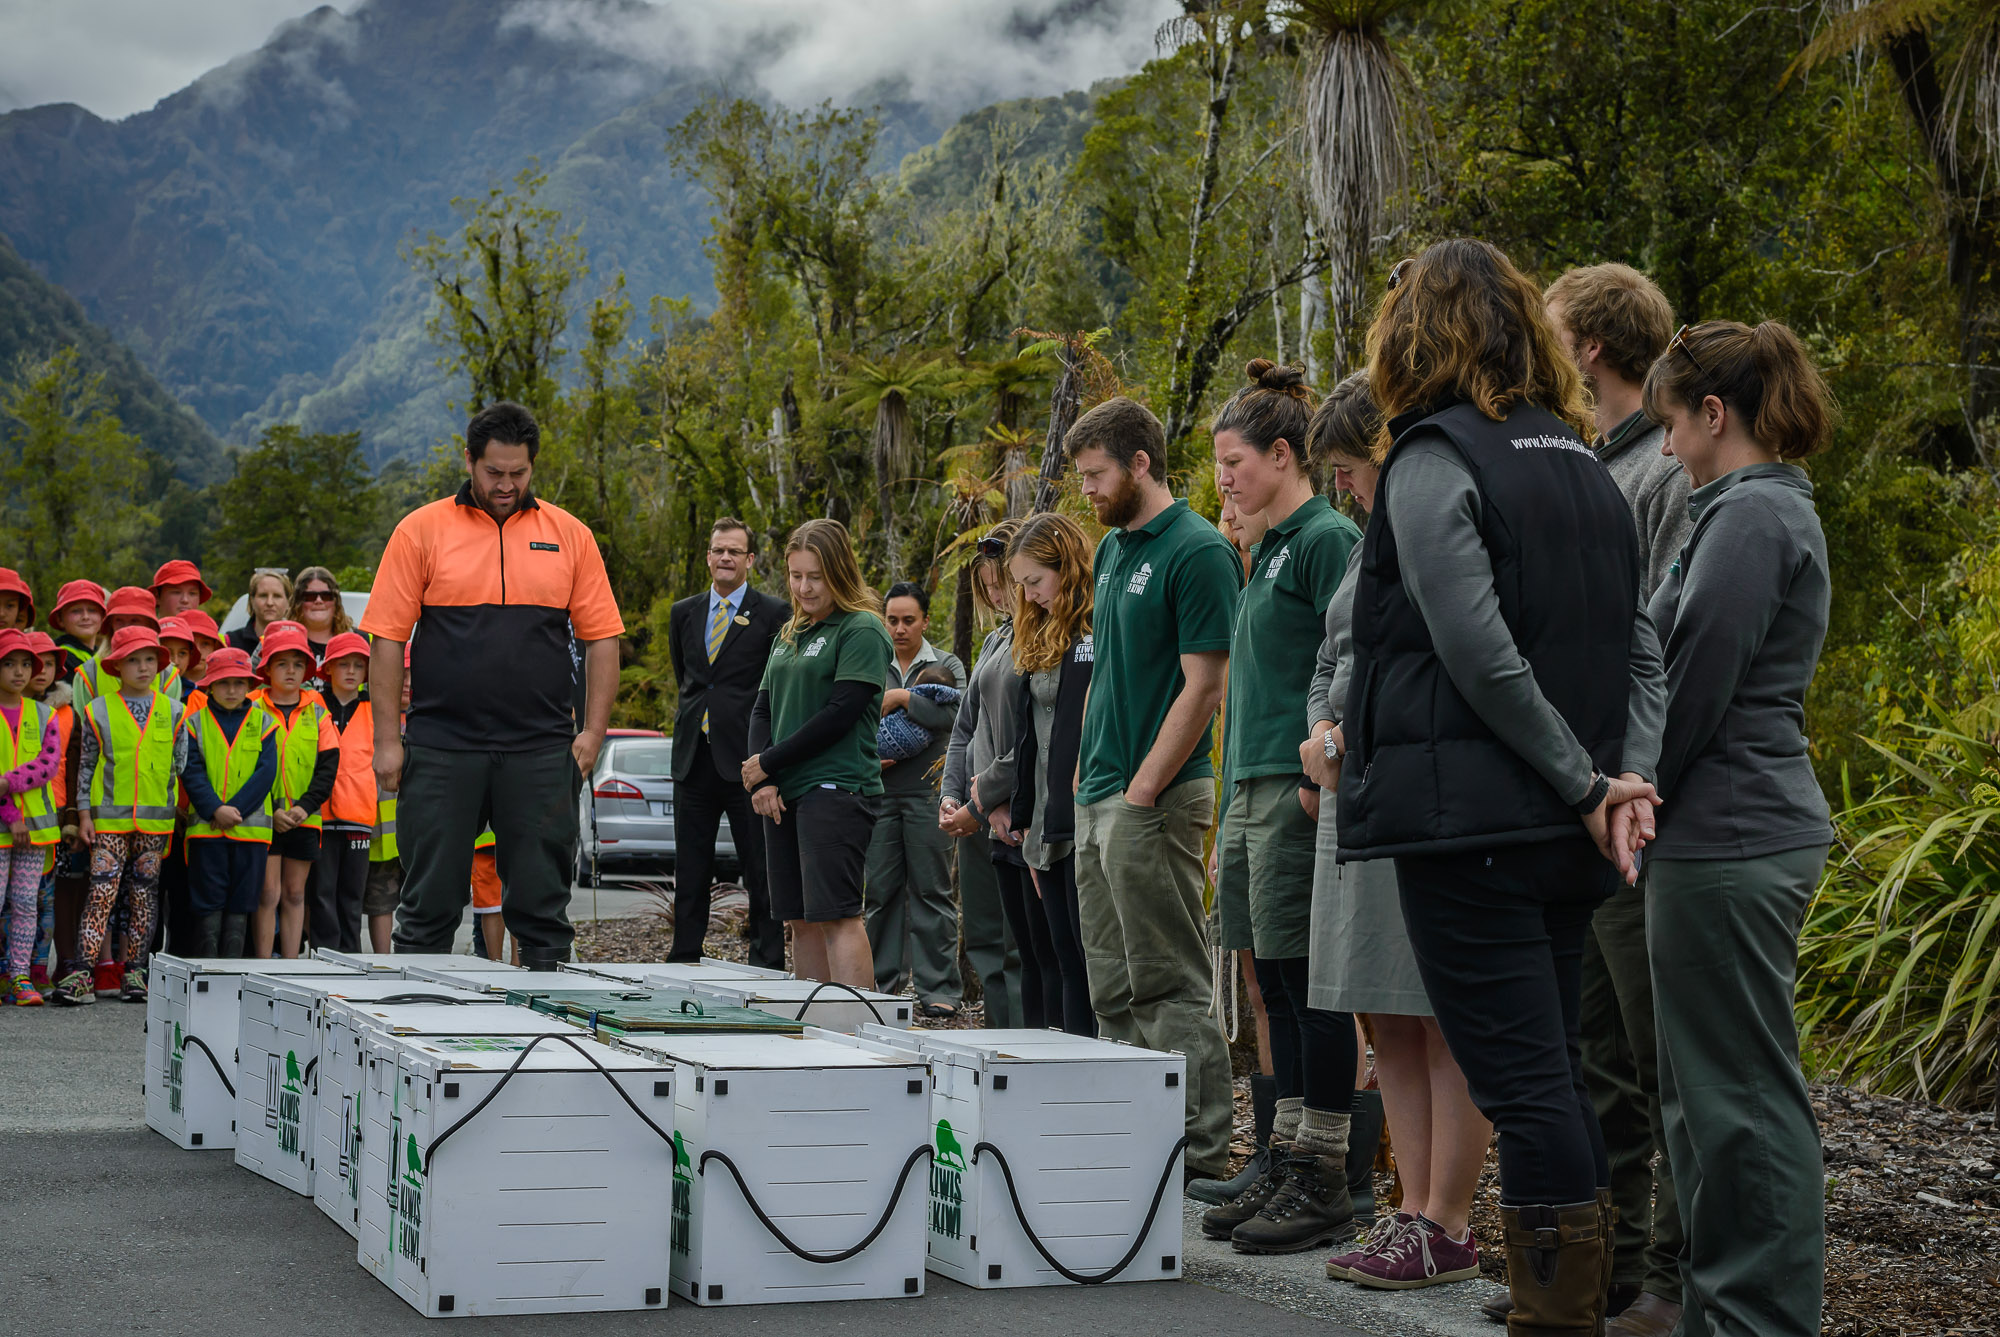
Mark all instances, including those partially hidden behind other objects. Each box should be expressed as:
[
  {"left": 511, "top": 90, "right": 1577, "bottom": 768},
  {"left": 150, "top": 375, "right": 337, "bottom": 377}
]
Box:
[{"left": 0, "top": 231, "right": 223, "bottom": 482}]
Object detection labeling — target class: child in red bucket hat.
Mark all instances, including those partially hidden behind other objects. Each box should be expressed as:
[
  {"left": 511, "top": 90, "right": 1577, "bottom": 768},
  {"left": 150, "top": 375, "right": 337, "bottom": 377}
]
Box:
[
  {"left": 47, "top": 580, "right": 106, "bottom": 678},
  {"left": 20, "top": 630, "right": 67, "bottom": 990},
  {"left": 72, "top": 587, "right": 163, "bottom": 708},
  {"left": 312, "top": 631, "right": 375, "bottom": 952},
  {"left": 0, "top": 570, "right": 36, "bottom": 632},
  {"left": 67, "top": 626, "right": 183, "bottom": 1004},
  {"left": 0, "top": 629, "right": 60, "bottom": 1004},
  {"left": 180, "top": 647, "right": 277, "bottom": 956},
  {"left": 250, "top": 622, "right": 339, "bottom": 958},
  {"left": 149, "top": 560, "right": 213, "bottom": 619}
]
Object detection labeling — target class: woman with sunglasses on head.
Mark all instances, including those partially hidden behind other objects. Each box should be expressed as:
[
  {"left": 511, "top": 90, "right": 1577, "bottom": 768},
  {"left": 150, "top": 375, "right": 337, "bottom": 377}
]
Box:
[
  {"left": 1634, "top": 321, "right": 1835, "bottom": 1337},
  {"left": 1339, "top": 239, "right": 1666, "bottom": 1333},
  {"left": 227, "top": 570, "right": 293, "bottom": 656},
  {"left": 939, "top": 520, "right": 1031, "bottom": 1028}
]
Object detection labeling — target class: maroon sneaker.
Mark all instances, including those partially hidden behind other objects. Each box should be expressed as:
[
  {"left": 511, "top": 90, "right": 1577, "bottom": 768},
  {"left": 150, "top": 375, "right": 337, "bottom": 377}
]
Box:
[
  {"left": 1348, "top": 1216, "right": 1480, "bottom": 1289},
  {"left": 1325, "top": 1211, "right": 1414, "bottom": 1280}
]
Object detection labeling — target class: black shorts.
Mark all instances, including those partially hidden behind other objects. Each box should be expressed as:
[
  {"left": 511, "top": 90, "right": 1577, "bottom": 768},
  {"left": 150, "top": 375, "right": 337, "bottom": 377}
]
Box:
[
  {"left": 270, "top": 825, "right": 322, "bottom": 862},
  {"left": 764, "top": 786, "right": 879, "bottom": 924}
]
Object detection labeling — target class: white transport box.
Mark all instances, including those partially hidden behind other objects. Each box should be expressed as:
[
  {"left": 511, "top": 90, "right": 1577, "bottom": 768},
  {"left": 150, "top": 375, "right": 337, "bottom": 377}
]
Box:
[
  {"left": 143, "top": 955, "right": 363, "bottom": 1151},
  {"left": 614, "top": 1032, "right": 932, "bottom": 1306},
  {"left": 312, "top": 950, "right": 504, "bottom": 975},
  {"left": 354, "top": 1029, "right": 679, "bottom": 1318},
  {"left": 561, "top": 959, "right": 788, "bottom": 986},
  {"left": 317, "top": 999, "right": 587, "bottom": 1237},
  {"left": 683, "top": 977, "right": 914, "bottom": 1032},
  {"left": 400, "top": 965, "right": 534, "bottom": 993},
  {"left": 849, "top": 1025, "right": 1188, "bottom": 1289},
  {"left": 233, "top": 975, "right": 500, "bottom": 1199}
]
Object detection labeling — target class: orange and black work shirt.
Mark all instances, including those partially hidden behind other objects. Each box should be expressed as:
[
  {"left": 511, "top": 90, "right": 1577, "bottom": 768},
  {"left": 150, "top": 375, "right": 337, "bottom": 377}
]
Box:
[{"left": 361, "top": 484, "right": 624, "bottom": 749}]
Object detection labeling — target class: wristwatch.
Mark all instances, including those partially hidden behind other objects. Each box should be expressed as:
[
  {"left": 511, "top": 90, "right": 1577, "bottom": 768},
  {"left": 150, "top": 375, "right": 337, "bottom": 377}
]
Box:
[
  {"left": 1572, "top": 771, "right": 1611, "bottom": 815},
  {"left": 1322, "top": 730, "right": 1343, "bottom": 762}
]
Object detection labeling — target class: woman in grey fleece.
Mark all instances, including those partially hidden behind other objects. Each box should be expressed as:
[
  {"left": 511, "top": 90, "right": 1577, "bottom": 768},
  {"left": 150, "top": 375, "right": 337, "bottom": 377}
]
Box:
[{"left": 1635, "top": 320, "right": 1837, "bottom": 1337}]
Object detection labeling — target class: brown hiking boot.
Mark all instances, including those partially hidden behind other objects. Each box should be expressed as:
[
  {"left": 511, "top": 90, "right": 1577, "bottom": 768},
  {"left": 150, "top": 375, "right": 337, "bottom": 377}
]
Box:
[
  {"left": 1229, "top": 1153, "right": 1355, "bottom": 1255},
  {"left": 1604, "top": 1293, "right": 1681, "bottom": 1337},
  {"left": 1500, "top": 1201, "right": 1605, "bottom": 1335},
  {"left": 1200, "top": 1149, "right": 1287, "bottom": 1240}
]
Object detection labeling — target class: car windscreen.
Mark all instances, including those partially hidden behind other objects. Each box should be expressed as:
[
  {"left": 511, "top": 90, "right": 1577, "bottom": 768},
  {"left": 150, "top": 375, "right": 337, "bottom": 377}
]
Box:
[{"left": 612, "top": 741, "right": 675, "bottom": 778}]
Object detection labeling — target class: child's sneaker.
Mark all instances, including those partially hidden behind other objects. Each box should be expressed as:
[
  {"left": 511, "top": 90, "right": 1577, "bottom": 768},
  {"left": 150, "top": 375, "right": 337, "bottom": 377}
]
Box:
[
  {"left": 51, "top": 968, "right": 94, "bottom": 1006},
  {"left": 4, "top": 974, "right": 45, "bottom": 1006},
  {"left": 28, "top": 963, "right": 49, "bottom": 990},
  {"left": 1325, "top": 1210, "right": 1414, "bottom": 1280},
  {"left": 120, "top": 966, "right": 147, "bottom": 1003},
  {"left": 93, "top": 961, "right": 122, "bottom": 997}
]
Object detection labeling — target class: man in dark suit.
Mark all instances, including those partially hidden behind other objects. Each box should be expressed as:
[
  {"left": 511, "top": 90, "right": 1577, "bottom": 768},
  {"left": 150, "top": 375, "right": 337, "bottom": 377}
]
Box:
[{"left": 668, "top": 518, "right": 787, "bottom": 966}]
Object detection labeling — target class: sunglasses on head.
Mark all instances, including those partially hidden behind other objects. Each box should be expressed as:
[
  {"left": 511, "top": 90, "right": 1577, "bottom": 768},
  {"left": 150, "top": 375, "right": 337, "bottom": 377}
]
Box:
[
  {"left": 1386, "top": 257, "right": 1415, "bottom": 290},
  {"left": 977, "top": 534, "right": 1008, "bottom": 560},
  {"left": 1667, "top": 323, "right": 1707, "bottom": 376}
]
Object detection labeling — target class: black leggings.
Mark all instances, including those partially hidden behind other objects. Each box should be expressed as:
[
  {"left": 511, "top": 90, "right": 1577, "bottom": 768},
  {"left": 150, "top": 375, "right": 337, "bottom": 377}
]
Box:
[
  {"left": 1396, "top": 838, "right": 1614, "bottom": 1206},
  {"left": 992, "top": 858, "right": 1057, "bottom": 1030},
  {"left": 1034, "top": 856, "right": 1095, "bottom": 1037},
  {"left": 311, "top": 829, "right": 371, "bottom": 953},
  {"left": 1253, "top": 954, "right": 1355, "bottom": 1114}
]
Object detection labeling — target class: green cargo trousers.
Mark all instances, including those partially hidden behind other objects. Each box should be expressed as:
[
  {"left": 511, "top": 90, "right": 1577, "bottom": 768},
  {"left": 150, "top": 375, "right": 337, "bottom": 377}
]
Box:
[
  {"left": 863, "top": 792, "right": 963, "bottom": 1005},
  {"left": 1580, "top": 878, "right": 1683, "bottom": 1300},
  {"left": 1075, "top": 779, "right": 1233, "bottom": 1177},
  {"left": 1649, "top": 846, "right": 1828, "bottom": 1337},
  {"left": 956, "top": 833, "right": 1020, "bottom": 1028},
  {"left": 393, "top": 743, "right": 580, "bottom": 956}
]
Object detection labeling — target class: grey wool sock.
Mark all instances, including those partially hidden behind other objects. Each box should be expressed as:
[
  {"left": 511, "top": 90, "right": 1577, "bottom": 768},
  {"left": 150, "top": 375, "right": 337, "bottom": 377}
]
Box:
[
  {"left": 1272, "top": 1096, "right": 1304, "bottom": 1147},
  {"left": 1295, "top": 1105, "right": 1351, "bottom": 1159}
]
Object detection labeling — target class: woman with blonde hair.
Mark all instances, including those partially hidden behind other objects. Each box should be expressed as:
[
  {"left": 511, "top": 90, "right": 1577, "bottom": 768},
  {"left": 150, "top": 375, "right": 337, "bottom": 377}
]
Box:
[
  {"left": 999, "top": 510, "right": 1097, "bottom": 1036},
  {"left": 741, "top": 519, "right": 892, "bottom": 987},
  {"left": 226, "top": 569, "right": 293, "bottom": 656},
  {"left": 940, "top": 519, "right": 1031, "bottom": 1027},
  {"left": 1338, "top": 238, "right": 1665, "bottom": 1330},
  {"left": 1636, "top": 319, "right": 1836, "bottom": 1337}
]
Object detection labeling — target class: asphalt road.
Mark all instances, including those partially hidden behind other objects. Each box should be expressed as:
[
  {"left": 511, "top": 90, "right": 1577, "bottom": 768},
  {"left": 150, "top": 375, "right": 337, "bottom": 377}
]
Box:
[{"left": 0, "top": 1002, "right": 1411, "bottom": 1337}]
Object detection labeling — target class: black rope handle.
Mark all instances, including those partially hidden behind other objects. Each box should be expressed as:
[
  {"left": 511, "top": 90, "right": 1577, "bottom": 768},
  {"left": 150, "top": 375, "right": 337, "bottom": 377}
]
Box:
[
  {"left": 793, "top": 980, "right": 886, "bottom": 1025},
  {"left": 303, "top": 1055, "right": 318, "bottom": 1093},
  {"left": 699, "top": 1143, "right": 930, "bottom": 1264},
  {"left": 179, "top": 1033, "right": 236, "bottom": 1098},
  {"left": 972, "top": 1135, "right": 1189, "bottom": 1285},
  {"left": 422, "top": 1032, "right": 675, "bottom": 1174},
  {"left": 364, "top": 993, "right": 482, "bottom": 1006}
]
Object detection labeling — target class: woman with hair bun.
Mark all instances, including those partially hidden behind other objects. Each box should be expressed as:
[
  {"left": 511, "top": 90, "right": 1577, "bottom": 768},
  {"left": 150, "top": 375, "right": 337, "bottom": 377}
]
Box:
[
  {"left": 1636, "top": 319, "right": 1836, "bottom": 1337},
  {"left": 1340, "top": 238, "right": 1666, "bottom": 1331},
  {"left": 1198, "top": 359, "right": 1367, "bottom": 1257}
]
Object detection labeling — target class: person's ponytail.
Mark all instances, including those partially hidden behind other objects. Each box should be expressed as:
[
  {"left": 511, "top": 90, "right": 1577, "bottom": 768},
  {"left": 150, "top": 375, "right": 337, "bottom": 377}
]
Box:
[{"left": 1747, "top": 322, "right": 1837, "bottom": 460}]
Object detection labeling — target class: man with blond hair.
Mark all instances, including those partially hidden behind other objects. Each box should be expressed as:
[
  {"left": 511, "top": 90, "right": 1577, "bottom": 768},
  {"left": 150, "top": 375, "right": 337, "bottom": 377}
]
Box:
[{"left": 1533, "top": 262, "right": 1691, "bottom": 1337}]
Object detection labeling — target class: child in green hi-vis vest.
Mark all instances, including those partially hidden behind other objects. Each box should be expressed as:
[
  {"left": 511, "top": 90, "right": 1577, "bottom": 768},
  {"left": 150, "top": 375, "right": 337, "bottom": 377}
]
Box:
[
  {"left": 0, "top": 629, "right": 61, "bottom": 1006},
  {"left": 75, "top": 626, "right": 185, "bottom": 1004},
  {"left": 180, "top": 648, "right": 278, "bottom": 959},
  {"left": 250, "top": 622, "right": 338, "bottom": 959}
]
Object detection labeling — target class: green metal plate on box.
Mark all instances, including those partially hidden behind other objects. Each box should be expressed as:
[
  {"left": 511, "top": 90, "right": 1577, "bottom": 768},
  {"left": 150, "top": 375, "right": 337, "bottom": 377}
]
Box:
[{"left": 501, "top": 987, "right": 803, "bottom": 1035}]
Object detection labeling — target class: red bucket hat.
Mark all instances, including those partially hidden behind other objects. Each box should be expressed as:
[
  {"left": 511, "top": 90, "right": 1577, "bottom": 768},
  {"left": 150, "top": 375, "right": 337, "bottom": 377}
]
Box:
[
  {"left": 47, "top": 579, "right": 107, "bottom": 628},
  {"left": 158, "top": 616, "right": 196, "bottom": 647},
  {"left": 197, "top": 647, "right": 259, "bottom": 688},
  {"left": 256, "top": 621, "right": 314, "bottom": 673},
  {"left": 319, "top": 631, "right": 371, "bottom": 673},
  {"left": 0, "top": 569, "right": 35, "bottom": 625},
  {"left": 0, "top": 628, "right": 33, "bottom": 666},
  {"left": 99, "top": 625, "right": 164, "bottom": 670},
  {"left": 23, "top": 631, "right": 58, "bottom": 664},
  {"left": 177, "top": 608, "right": 222, "bottom": 645},
  {"left": 104, "top": 586, "right": 161, "bottom": 629},
  {"left": 150, "top": 559, "right": 214, "bottom": 604}
]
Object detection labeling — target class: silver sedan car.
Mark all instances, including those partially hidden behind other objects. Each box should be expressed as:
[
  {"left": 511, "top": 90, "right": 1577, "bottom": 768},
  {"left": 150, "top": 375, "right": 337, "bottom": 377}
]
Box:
[{"left": 575, "top": 731, "right": 737, "bottom": 879}]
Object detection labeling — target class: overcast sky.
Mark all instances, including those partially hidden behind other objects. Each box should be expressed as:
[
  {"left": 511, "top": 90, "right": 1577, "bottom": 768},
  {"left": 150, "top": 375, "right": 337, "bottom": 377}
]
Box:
[{"left": 0, "top": 0, "right": 1180, "bottom": 121}]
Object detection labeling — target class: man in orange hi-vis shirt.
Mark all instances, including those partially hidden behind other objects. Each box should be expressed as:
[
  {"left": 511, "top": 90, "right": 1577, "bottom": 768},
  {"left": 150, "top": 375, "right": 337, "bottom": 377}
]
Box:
[{"left": 361, "top": 402, "right": 624, "bottom": 967}]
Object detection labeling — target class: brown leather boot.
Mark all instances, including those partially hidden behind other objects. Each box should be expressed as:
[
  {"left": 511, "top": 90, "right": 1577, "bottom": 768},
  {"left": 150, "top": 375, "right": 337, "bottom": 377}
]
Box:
[
  {"left": 1595, "top": 1189, "right": 1618, "bottom": 1336},
  {"left": 1501, "top": 1202, "right": 1604, "bottom": 1335},
  {"left": 1604, "top": 1293, "right": 1682, "bottom": 1337}
]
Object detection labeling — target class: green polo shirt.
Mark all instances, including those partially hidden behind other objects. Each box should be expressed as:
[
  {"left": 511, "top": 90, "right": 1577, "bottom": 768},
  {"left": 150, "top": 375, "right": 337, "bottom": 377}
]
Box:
[
  {"left": 1076, "top": 498, "right": 1243, "bottom": 806},
  {"left": 759, "top": 609, "right": 894, "bottom": 801},
  {"left": 1223, "top": 495, "right": 1361, "bottom": 785}
]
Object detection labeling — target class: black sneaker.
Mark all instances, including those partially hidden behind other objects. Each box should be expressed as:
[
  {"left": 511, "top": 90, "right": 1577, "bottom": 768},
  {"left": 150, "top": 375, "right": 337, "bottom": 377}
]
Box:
[
  {"left": 120, "top": 966, "right": 148, "bottom": 1003},
  {"left": 52, "top": 968, "right": 94, "bottom": 1007},
  {"left": 1229, "top": 1153, "right": 1356, "bottom": 1255},
  {"left": 1200, "top": 1152, "right": 1288, "bottom": 1239}
]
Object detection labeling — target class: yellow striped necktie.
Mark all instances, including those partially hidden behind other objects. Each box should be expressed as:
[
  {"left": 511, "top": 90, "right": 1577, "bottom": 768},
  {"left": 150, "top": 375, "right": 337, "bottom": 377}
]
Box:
[{"left": 703, "top": 598, "right": 730, "bottom": 733}]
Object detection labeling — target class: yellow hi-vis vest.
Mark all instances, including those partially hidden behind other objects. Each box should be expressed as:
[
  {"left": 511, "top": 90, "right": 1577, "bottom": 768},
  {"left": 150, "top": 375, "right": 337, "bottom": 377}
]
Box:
[
  {"left": 1, "top": 698, "right": 59, "bottom": 846},
  {"left": 370, "top": 796, "right": 398, "bottom": 863},
  {"left": 74, "top": 654, "right": 180, "bottom": 707},
  {"left": 262, "top": 692, "right": 330, "bottom": 831},
  {"left": 85, "top": 691, "right": 179, "bottom": 834},
  {"left": 184, "top": 703, "right": 277, "bottom": 844}
]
